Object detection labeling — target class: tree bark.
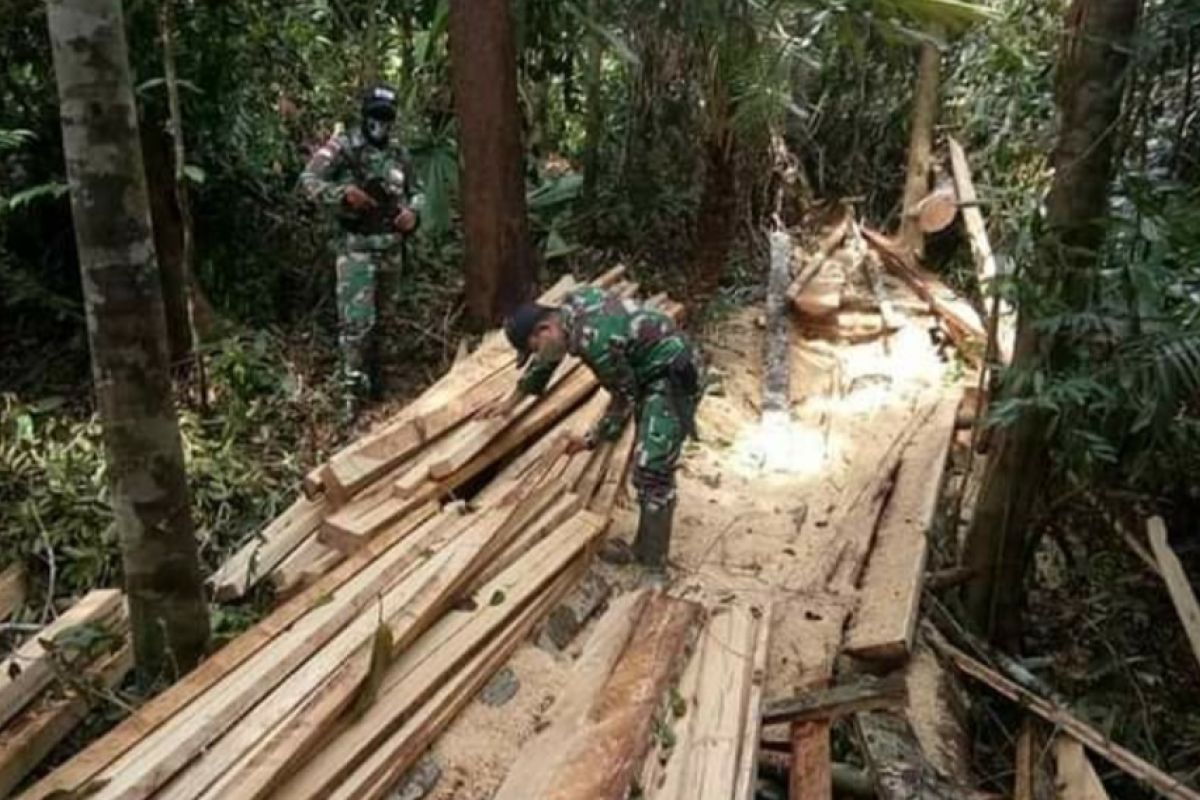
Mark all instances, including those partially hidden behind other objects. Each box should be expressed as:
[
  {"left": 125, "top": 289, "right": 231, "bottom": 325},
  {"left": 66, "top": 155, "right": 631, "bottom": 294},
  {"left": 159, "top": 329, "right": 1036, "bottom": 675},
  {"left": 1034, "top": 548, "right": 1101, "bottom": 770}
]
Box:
[
  {"left": 48, "top": 0, "right": 210, "bottom": 679},
  {"left": 581, "top": 0, "right": 604, "bottom": 204},
  {"left": 963, "top": 0, "right": 1140, "bottom": 645},
  {"left": 898, "top": 41, "right": 942, "bottom": 256},
  {"left": 692, "top": 134, "right": 738, "bottom": 298},
  {"left": 448, "top": 0, "right": 534, "bottom": 325}
]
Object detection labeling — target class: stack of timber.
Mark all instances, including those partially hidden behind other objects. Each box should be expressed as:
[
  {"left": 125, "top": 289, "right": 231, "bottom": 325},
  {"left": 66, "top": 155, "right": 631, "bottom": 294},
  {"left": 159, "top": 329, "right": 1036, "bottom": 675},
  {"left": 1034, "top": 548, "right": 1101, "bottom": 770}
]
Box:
[
  {"left": 208, "top": 266, "right": 636, "bottom": 601},
  {"left": 24, "top": 272, "right": 669, "bottom": 800},
  {"left": 0, "top": 589, "right": 131, "bottom": 796}
]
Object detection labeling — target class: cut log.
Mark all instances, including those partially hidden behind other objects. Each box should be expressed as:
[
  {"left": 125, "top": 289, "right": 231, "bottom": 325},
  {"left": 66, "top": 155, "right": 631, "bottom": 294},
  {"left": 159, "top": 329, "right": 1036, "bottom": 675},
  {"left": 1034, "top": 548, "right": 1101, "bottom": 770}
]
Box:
[
  {"left": 0, "top": 644, "right": 132, "bottom": 797},
  {"left": 0, "top": 589, "right": 125, "bottom": 731},
  {"left": 0, "top": 565, "right": 26, "bottom": 620},
  {"left": 935, "top": 640, "right": 1200, "bottom": 800},
  {"left": 270, "top": 510, "right": 611, "bottom": 800},
  {"left": 649, "top": 602, "right": 772, "bottom": 800},
  {"left": 947, "top": 136, "right": 1014, "bottom": 365},
  {"left": 210, "top": 495, "right": 327, "bottom": 602},
  {"left": 916, "top": 183, "right": 959, "bottom": 234},
  {"left": 495, "top": 590, "right": 651, "bottom": 800},
  {"left": 762, "top": 672, "right": 907, "bottom": 725},
  {"left": 845, "top": 394, "right": 958, "bottom": 661},
  {"left": 1146, "top": 517, "right": 1200, "bottom": 672},
  {"left": 862, "top": 227, "right": 987, "bottom": 362},
  {"left": 903, "top": 638, "right": 973, "bottom": 786},
  {"left": 1055, "top": 736, "right": 1111, "bottom": 800}
]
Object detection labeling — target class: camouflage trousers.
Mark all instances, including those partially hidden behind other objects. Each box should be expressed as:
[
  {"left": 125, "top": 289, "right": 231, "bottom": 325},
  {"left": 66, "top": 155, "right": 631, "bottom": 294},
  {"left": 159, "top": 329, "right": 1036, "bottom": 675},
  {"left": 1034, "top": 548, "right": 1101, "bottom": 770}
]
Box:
[
  {"left": 632, "top": 353, "right": 704, "bottom": 512},
  {"left": 336, "top": 243, "right": 400, "bottom": 410}
]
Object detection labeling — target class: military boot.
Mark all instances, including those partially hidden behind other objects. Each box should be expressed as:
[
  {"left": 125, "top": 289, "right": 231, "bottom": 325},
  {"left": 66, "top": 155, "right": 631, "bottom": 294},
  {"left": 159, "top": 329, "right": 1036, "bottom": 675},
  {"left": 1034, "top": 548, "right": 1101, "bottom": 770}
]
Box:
[{"left": 633, "top": 501, "right": 675, "bottom": 572}]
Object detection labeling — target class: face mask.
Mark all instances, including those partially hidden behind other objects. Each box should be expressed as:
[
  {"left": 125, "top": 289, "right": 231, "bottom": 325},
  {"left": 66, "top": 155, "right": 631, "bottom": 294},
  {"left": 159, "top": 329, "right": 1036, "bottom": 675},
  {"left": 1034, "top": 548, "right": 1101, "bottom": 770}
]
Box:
[{"left": 364, "top": 117, "right": 391, "bottom": 145}]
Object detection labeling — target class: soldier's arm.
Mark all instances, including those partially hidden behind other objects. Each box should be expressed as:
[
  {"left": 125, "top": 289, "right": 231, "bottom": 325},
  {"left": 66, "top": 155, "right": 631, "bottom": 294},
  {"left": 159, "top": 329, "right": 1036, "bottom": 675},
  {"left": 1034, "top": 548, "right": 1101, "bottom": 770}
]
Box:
[
  {"left": 516, "top": 350, "right": 563, "bottom": 397},
  {"left": 300, "top": 133, "right": 351, "bottom": 208}
]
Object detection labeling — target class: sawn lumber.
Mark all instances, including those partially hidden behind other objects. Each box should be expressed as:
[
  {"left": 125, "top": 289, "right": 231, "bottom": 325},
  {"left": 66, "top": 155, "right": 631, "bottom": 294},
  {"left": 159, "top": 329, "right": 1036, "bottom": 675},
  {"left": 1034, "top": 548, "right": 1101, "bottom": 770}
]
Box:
[
  {"left": 209, "top": 495, "right": 327, "bottom": 602},
  {"left": 762, "top": 672, "right": 907, "bottom": 725},
  {"left": 1055, "top": 735, "right": 1111, "bottom": 800}
]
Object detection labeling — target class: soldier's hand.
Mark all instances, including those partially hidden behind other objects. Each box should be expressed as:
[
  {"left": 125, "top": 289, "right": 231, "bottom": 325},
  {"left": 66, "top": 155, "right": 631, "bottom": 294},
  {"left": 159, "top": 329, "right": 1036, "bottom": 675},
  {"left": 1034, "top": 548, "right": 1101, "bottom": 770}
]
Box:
[
  {"left": 343, "top": 185, "right": 377, "bottom": 211},
  {"left": 393, "top": 207, "right": 417, "bottom": 233}
]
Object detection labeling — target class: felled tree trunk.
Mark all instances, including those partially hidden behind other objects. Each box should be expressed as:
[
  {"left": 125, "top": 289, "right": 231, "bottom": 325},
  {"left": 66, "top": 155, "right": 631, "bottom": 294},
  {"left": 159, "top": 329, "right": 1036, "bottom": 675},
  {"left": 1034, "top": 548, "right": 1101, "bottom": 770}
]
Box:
[
  {"left": 448, "top": 0, "right": 535, "bottom": 325},
  {"left": 898, "top": 41, "right": 942, "bottom": 256},
  {"left": 48, "top": 0, "right": 210, "bottom": 679},
  {"left": 963, "top": 0, "right": 1141, "bottom": 645}
]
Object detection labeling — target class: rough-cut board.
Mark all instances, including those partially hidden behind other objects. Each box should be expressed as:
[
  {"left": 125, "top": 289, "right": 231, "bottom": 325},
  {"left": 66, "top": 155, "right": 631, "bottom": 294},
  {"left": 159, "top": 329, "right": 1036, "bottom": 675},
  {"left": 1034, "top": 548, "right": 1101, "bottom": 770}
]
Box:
[
  {"left": 762, "top": 672, "right": 907, "bottom": 725},
  {"left": 734, "top": 603, "right": 773, "bottom": 800},
  {"left": 937, "top": 640, "right": 1200, "bottom": 800},
  {"left": 0, "top": 589, "right": 125, "bottom": 731},
  {"left": 1147, "top": 517, "right": 1200, "bottom": 672},
  {"left": 210, "top": 495, "right": 327, "bottom": 601},
  {"left": 0, "top": 565, "right": 25, "bottom": 620},
  {"left": 494, "top": 590, "right": 651, "bottom": 800},
  {"left": 1055, "top": 736, "right": 1111, "bottom": 800},
  {"left": 846, "top": 394, "right": 959, "bottom": 661},
  {"left": 854, "top": 709, "right": 964, "bottom": 799},
  {"left": 509, "top": 592, "right": 702, "bottom": 800},
  {"left": 0, "top": 644, "right": 131, "bottom": 797},
  {"left": 268, "top": 533, "right": 341, "bottom": 598},
  {"left": 648, "top": 602, "right": 772, "bottom": 800},
  {"left": 947, "top": 135, "right": 1014, "bottom": 365},
  {"left": 270, "top": 510, "right": 610, "bottom": 800},
  {"left": 764, "top": 230, "right": 793, "bottom": 415}
]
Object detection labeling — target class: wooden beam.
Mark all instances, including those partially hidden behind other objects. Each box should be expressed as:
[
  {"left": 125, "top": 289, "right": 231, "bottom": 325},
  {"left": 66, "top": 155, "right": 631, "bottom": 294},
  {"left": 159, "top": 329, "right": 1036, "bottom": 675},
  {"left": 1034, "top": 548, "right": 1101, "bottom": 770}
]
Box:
[
  {"left": 762, "top": 672, "right": 907, "bottom": 725},
  {"left": 947, "top": 135, "right": 1014, "bottom": 365},
  {"left": 0, "top": 589, "right": 125, "bottom": 731},
  {"left": 734, "top": 603, "right": 773, "bottom": 800},
  {"left": 1055, "top": 736, "right": 1111, "bottom": 800},
  {"left": 845, "top": 394, "right": 959, "bottom": 661},
  {"left": 936, "top": 640, "right": 1200, "bottom": 800},
  {"left": 209, "top": 495, "right": 327, "bottom": 602},
  {"left": 854, "top": 709, "right": 963, "bottom": 799},
  {"left": 0, "top": 565, "right": 26, "bottom": 620},
  {"left": 267, "top": 533, "right": 342, "bottom": 598},
  {"left": 764, "top": 230, "right": 793, "bottom": 415},
  {"left": 1147, "top": 517, "right": 1200, "bottom": 672}
]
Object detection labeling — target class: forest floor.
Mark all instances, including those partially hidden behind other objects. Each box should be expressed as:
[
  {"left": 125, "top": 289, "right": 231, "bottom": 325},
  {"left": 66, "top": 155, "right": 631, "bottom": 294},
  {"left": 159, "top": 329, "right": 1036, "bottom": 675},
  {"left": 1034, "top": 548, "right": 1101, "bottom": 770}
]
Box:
[{"left": 417, "top": 275, "right": 963, "bottom": 799}]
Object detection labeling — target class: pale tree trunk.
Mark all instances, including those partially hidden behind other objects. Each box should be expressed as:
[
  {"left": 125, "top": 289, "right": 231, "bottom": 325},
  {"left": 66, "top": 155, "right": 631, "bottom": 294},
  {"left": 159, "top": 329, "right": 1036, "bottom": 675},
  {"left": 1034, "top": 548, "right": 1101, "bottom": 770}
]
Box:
[
  {"left": 581, "top": 0, "right": 604, "bottom": 204},
  {"left": 898, "top": 41, "right": 941, "bottom": 256},
  {"left": 48, "top": 0, "right": 210, "bottom": 680},
  {"left": 963, "top": 0, "right": 1140, "bottom": 646},
  {"left": 448, "top": 0, "right": 534, "bottom": 324}
]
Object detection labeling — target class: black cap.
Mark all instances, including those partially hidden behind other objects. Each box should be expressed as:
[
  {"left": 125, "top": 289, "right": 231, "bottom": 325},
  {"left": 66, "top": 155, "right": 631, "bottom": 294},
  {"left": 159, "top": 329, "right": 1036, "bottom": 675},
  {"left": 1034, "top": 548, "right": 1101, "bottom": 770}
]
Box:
[
  {"left": 361, "top": 85, "right": 398, "bottom": 121},
  {"left": 504, "top": 303, "right": 554, "bottom": 366}
]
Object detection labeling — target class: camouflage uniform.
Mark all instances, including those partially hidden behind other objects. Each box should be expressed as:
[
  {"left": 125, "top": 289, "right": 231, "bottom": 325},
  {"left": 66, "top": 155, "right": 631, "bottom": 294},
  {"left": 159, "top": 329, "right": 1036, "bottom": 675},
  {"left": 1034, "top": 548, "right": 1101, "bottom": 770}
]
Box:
[
  {"left": 518, "top": 286, "right": 703, "bottom": 512},
  {"left": 300, "top": 129, "right": 418, "bottom": 409}
]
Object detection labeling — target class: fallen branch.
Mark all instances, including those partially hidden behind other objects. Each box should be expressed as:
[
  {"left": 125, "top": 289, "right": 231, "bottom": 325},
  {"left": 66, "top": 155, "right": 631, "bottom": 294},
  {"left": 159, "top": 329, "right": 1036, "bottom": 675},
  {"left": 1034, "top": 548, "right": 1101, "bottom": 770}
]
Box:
[
  {"left": 933, "top": 639, "right": 1200, "bottom": 800},
  {"left": 1147, "top": 517, "right": 1200, "bottom": 672}
]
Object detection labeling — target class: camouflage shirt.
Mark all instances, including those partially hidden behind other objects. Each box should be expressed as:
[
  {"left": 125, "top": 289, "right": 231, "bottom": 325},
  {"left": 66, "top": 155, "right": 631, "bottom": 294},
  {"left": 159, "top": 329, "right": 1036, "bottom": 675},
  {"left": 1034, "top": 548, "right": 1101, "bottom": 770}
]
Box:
[
  {"left": 518, "top": 286, "right": 687, "bottom": 441},
  {"left": 300, "top": 128, "right": 421, "bottom": 249}
]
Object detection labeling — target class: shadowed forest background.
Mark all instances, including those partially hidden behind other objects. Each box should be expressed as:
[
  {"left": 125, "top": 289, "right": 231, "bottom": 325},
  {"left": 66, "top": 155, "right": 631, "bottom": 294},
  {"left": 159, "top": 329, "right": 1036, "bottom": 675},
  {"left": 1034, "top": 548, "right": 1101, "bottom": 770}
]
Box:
[{"left": 2, "top": 0, "right": 1200, "bottom": 795}]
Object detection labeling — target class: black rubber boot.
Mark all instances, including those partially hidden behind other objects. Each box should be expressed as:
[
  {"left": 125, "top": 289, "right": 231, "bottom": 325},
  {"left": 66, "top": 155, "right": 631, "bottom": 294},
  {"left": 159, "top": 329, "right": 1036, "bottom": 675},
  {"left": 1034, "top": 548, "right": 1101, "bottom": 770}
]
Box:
[{"left": 633, "top": 501, "right": 674, "bottom": 571}]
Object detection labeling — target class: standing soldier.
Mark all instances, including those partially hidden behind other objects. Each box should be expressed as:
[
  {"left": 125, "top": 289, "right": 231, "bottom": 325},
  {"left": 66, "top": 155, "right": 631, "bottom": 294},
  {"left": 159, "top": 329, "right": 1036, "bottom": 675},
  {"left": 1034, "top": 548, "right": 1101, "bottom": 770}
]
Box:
[
  {"left": 301, "top": 85, "right": 421, "bottom": 420},
  {"left": 483, "top": 286, "right": 704, "bottom": 573}
]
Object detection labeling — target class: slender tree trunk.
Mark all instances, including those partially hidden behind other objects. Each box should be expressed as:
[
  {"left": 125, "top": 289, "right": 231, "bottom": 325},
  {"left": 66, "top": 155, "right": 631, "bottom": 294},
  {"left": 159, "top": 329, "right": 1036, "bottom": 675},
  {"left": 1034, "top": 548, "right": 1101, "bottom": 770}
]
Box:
[
  {"left": 692, "top": 133, "right": 738, "bottom": 298},
  {"left": 48, "top": 0, "right": 210, "bottom": 680},
  {"left": 141, "top": 124, "right": 192, "bottom": 364},
  {"left": 963, "top": 0, "right": 1140, "bottom": 646},
  {"left": 899, "top": 41, "right": 942, "bottom": 256},
  {"left": 1173, "top": 25, "right": 1196, "bottom": 178},
  {"left": 581, "top": 0, "right": 604, "bottom": 204},
  {"left": 448, "top": 0, "right": 534, "bottom": 324}
]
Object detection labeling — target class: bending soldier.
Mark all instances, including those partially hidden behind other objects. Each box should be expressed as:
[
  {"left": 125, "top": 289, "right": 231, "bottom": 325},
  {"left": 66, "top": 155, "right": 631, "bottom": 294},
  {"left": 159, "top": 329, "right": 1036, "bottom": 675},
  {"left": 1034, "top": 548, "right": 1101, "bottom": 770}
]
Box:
[
  {"left": 485, "top": 286, "right": 704, "bottom": 572},
  {"left": 300, "top": 84, "right": 421, "bottom": 420}
]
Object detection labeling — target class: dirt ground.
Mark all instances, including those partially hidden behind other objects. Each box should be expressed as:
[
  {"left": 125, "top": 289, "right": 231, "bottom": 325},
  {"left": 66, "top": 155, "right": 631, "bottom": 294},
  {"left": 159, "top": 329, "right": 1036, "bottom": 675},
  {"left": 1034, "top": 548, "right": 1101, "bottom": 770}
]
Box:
[{"left": 423, "top": 284, "right": 960, "bottom": 800}]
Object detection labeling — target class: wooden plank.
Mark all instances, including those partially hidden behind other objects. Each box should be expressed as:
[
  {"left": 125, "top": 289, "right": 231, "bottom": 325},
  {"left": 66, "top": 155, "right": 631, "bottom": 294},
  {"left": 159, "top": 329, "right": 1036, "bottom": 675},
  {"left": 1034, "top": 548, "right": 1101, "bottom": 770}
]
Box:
[
  {"left": 538, "top": 593, "right": 703, "bottom": 800},
  {"left": 854, "top": 709, "right": 963, "bottom": 799},
  {"left": 18, "top": 502, "right": 439, "bottom": 800},
  {"left": 764, "top": 230, "right": 793, "bottom": 414},
  {"left": 589, "top": 420, "right": 636, "bottom": 516},
  {"left": 494, "top": 590, "right": 651, "bottom": 800},
  {"left": 270, "top": 510, "right": 611, "bottom": 800},
  {"left": 0, "top": 644, "right": 132, "bottom": 797},
  {"left": 158, "top": 503, "right": 522, "bottom": 800},
  {"left": 947, "top": 135, "right": 1014, "bottom": 365},
  {"left": 845, "top": 395, "right": 958, "bottom": 661},
  {"left": 335, "top": 556, "right": 590, "bottom": 800},
  {"left": 1147, "top": 517, "right": 1200, "bottom": 672},
  {"left": 0, "top": 565, "right": 26, "bottom": 620},
  {"left": 733, "top": 604, "right": 773, "bottom": 800},
  {"left": 467, "top": 491, "right": 585, "bottom": 595},
  {"left": 210, "top": 495, "right": 327, "bottom": 602},
  {"left": 319, "top": 452, "right": 440, "bottom": 551},
  {"left": 762, "top": 672, "right": 907, "bottom": 725},
  {"left": 937, "top": 640, "right": 1200, "bottom": 800},
  {"left": 791, "top": 720, "right": 834, "bottom": 800},
  {"left": 1055, "top": 736, "right": 1111, "bottom": 800},
  {"left": 267, "top": 533, "right": 341, "bottom": 598},
  {"left": 0, "top": 589, "right": 124, "bottom": 731}
]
